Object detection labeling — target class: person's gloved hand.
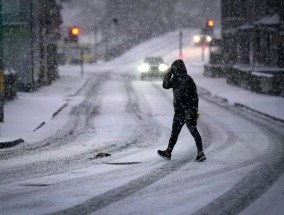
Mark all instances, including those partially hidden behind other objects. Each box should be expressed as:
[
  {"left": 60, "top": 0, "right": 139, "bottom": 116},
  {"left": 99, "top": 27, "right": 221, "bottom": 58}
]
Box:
[
  {"left": 171, "top": 65, "right": 178, "bottom": 75},
  {"left": 167, "top": 67, "right": 172, "bottom": 74},
  {"left": 196, "top": 112, "right": 201, "bottom": 121}
]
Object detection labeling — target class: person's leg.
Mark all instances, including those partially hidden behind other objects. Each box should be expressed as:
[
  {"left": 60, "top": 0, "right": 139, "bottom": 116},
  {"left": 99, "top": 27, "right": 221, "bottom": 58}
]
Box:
[
  {"left": 166, "top": 113, "right": 185, "bottom": 154},
  {"left": 186, "top": 124, "right": 203, "bottom": 153},
  {"left": 186, "top": 122, "right": 206, "bottom": 161}
]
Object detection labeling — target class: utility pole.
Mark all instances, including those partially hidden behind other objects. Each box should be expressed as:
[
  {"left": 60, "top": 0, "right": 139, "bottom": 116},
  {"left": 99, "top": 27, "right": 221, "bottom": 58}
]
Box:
[
  {"left": 79, "top": 44, "right": 84, "bottom": 76},
  {"left": 30, "top": 0, "right": 35, "bottom": 90},
  {"left": 104, "top": 28, "right": 109, "bottom": 61},
  {"left": 179, "top": 30, "right": 183, "bottom": 59},
  {"left": 201, "top": 44, "right": 205, "bottom": 62},
  {"left": 94, "top": 26, "right": 98, "bottom": 63},
  {"left": 0, "top": 0, "right": 4, "bottom": 122}
]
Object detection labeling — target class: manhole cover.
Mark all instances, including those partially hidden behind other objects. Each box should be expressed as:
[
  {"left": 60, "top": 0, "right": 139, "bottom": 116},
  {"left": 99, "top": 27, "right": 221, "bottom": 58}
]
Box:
[{"left": 104, "top": 162, "right": 141, "bottom": 165}]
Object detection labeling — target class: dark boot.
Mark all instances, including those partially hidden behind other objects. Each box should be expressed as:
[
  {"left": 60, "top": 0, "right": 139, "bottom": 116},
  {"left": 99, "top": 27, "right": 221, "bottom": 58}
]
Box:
[
  {"left": 194, "top": 151, "right": 206, "bottom": 162},
  {"left": 157, "top": 149, "right": 171, "bottom": 160}
]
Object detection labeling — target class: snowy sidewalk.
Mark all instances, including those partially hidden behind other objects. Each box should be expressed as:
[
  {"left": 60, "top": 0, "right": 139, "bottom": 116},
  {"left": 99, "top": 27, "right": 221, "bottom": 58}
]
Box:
[
  {"left": 188, "top": 63, "right": 284, "bottom": 123},
  {"left": 0, "top": 65, "right": 89, "bottom": 148}
]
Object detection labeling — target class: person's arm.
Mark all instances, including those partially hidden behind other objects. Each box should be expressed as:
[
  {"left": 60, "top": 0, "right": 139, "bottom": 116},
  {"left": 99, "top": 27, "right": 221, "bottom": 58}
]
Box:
[
  {"left": 162, "top": 67, "right": 175, "bottom": 89},
  {"left": 187, "top": 77, "right": 199, "bottom": 114}
]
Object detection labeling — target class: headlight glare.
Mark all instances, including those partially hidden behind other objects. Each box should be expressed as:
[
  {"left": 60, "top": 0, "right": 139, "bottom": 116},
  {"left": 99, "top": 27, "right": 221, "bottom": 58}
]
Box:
[
  {"left": 206, "top": 36, "right": 212, "bottom": 42},
  {"left": 193, "top": 35, "right": 201, "bottom": 43},
  {"left": 159, "top": 64, "right": 168, "bottom": 72},
  {"left": 138, "top": 63, "right": 150, "bottom": 72}
]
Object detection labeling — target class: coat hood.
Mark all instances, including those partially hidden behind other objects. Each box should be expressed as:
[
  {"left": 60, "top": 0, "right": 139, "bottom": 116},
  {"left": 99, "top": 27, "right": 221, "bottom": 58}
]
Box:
[{"left": 171, "top": 59, "right": 187, "bottom": 76}]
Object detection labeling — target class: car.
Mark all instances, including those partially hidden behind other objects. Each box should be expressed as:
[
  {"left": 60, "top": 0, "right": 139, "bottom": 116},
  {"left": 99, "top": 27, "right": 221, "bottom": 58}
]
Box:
[
  {"left": 138, "top": 57, "right": 168, "bottom": 80},
  {"left": 193, "top": 34, "right": 212, "bottom": 46},
  {"left": 193, "top": 27, "right": 213, "bottom": 46}
]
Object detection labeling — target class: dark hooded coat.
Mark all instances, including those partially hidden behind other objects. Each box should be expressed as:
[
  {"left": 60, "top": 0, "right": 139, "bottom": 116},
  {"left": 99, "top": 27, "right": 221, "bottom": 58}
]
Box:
[{"left": 162, "top": 59, "right": 198, "bottom": 114}]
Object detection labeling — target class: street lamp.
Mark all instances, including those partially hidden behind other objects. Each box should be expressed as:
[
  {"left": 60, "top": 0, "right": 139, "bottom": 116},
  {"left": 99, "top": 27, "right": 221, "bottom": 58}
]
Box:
[{"left": 0, "top": 1, "right": 4, "bottom": 122}]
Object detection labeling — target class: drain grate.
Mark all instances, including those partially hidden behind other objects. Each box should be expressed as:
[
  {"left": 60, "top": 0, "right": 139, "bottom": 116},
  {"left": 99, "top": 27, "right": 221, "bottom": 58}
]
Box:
[{"left": 104, "top": 162, "right": 141, "bottom": 165}]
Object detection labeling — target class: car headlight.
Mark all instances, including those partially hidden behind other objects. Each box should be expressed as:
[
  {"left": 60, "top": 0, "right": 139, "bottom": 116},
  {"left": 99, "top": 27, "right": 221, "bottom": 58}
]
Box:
[
  {"left": 206, "top": 36, "right": 212, "bottom": 42},
  {"left": 138, "top": 63, "right": 150, "bottom": 72},
  {"left": 193, "top": 35, "right": 201, "bottom": 43},
  {"left": 159, "top": 64, "right": 168, "bottom": 72}
]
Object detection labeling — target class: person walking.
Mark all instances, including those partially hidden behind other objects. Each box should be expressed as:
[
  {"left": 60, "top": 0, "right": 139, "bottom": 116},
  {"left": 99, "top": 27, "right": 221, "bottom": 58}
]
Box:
[{"left": 157, "top": 59, "right": 206, "bottom": 162}]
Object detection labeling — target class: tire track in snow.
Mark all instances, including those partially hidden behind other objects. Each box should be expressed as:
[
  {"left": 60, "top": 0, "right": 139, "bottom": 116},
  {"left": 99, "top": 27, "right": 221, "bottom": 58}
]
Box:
[
  {"left": 0, "top": 74, "right": 107, "bottom": 160},
  {"left": 48, "top": 149, "right": 213, "bottom": 215},
  {"left": 0, "top": 73, "right": 163, "bottom": 184},
  {"left": 48, "top": 81, "right": 214, "bottom": 215},
  {"left": 49, "top": 77, "right": 281, "bottom": 215},
  {"left": 0, "top": 74, "right": 168, "bottom": 204},
  {"left": 124, "top": 79, "right": 162, "bottom": 148},
  {"left": 193, "top": 128, "right": 284, "bottom": 215},
  {"left": 0, "top": 74, "right": 110, "bottom": 184},
  {"left": 152, "top": 81, "right": 284, "bottom": 214},
  {"left": 72, "top": 74, "right": 164, "bottom": 156},
  {"left": 190, "top": 87, "right": 284, "bottom": 215},
  {"left": 1, "top": 76, "right": 213, "bottom": 212}
]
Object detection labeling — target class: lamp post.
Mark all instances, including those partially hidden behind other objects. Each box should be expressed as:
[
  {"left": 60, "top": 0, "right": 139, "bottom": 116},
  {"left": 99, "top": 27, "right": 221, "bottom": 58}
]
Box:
[
  {"left": 0, "top": 0, "right": 4, "bottom": 122},
  {"left": 179, "top": 30, "right": 183, "bottom": 59},
  {"left": 30, "top": 0, "right": 35, "bottom": 90},
  {"left": 93, "top": 26, "right": 98, "bottom": 63}
]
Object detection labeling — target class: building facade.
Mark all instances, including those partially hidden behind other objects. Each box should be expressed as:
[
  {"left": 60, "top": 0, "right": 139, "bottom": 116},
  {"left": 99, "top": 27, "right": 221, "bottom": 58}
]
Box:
[
  {"left": 222, "top": 0, "right": 284, "bottom": 67},
  {"left": 218, "top": 0, "right": 284, "bottom": 95},
  {"left": 2, "top": 0, "right": 62, "bottom": 92}
]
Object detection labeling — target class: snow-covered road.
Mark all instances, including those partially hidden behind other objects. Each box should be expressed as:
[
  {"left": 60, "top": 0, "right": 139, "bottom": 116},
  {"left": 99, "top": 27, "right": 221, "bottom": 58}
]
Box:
[{"left": 0, "top": 29, "right": 283, "bottom": 215}]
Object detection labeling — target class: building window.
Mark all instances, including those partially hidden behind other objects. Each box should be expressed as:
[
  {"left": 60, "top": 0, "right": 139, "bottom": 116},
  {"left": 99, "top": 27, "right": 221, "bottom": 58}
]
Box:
[
  {"left": 270, "top": 32, "right": 279, "bottom": 66},
  {"left": 3, "top": 0, "right": 20, "bottom": 15}
]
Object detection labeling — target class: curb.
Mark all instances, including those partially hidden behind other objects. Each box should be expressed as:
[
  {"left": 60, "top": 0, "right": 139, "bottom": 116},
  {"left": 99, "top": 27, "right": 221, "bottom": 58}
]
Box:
[
  {"left": 33, "top": 121, "right": 46, "bottom": 132},
  {"left": 198, "top": 86, "right": 284, "bottom": 124},
  {"left": 70, "top": 78, "right": 91, "bottom": 97},
  {"left": 234, "top": 103, "right": 284, "bottom": 124},
  {"left": 52, "top": 103, "right": 68, "bottom": 119},
  {"left": 0, "top": 138, "right": 24, "bottom": 149},
  {"left": 33, "top": 103, "right": 68, "bottom": 132}
]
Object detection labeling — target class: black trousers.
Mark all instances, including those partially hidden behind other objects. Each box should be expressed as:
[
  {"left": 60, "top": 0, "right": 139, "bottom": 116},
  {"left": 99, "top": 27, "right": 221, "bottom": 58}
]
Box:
[{"left": 167, "top": 112, "right": 203, "bottom": 153}]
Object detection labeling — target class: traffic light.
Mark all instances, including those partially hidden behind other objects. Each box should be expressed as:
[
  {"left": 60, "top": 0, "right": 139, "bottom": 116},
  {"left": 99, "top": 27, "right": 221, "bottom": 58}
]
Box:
[
  {"left": 207, "top": 20, "right": 214, "bottom": 28},
  {"left": 68, "top": 26, "right": 80, "bottom": 43},
  {"left": 205, "top": 19, "right": 214, "bottom": 35}
]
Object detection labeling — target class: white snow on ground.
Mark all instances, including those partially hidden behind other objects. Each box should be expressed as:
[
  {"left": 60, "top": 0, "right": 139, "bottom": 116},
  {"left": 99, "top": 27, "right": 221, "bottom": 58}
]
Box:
[
  {"left": 0, "top": 29, "right": 284, "bottom": 215},
  {"left": 1, "top": 65, "right": 88, "bottom": 141},
  {"left": 239, "top": 174, "right": 284, "bottom": 215}
]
